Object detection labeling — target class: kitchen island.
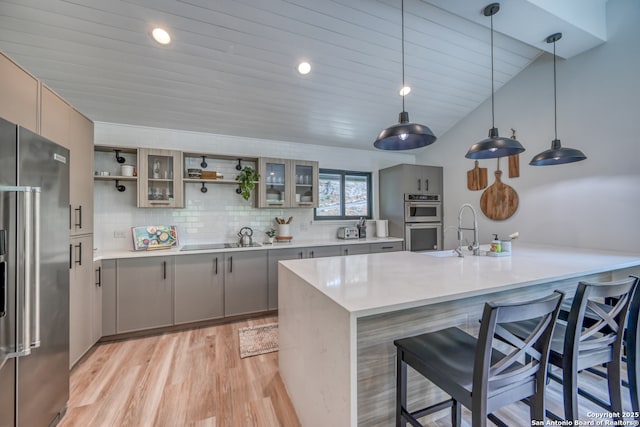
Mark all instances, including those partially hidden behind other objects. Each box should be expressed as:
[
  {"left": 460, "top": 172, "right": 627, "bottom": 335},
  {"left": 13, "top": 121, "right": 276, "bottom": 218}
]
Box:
[{"left": 277, "top": 244, "right": 640, "bottom": 426}]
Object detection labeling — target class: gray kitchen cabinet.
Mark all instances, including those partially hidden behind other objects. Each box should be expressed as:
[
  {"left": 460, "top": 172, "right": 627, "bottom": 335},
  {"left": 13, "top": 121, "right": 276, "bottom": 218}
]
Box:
[
  {"left": 380, "top": 163, "right": 442, "bottom": 195},
  {"left": 268, "top": 248, "right": 304, "bottom": 310},
  {"left": 138, "top": 148, "right": 184, "bottom": 208},
  {"left": 341, "top": 244, "right": 370, "bottom": 256},
  {"left": 370, "top": 241, "right": 403, "bottom": 253},
  {"left": 0, "top": 52, "right": 38, "bottom": 132},
  {"left": 101, "top": 259, "right": 117, "bottom": 336},
  {"left": 41, "top": 84, "right": 95, "bottom": 236},
  {"left": 267, "top": 245, "right": 341, "bottom": 310},
  {"left": 224, "top": 251, "right": 268, "bottom": 316},
  {"left": 69, "top": 234, "right": 97, "bottom": 367},
  {"left": 257, "top": 157, "right": 319, "bottom": 208},
  {"left": 174, "top": 253, "right": 224, "bottom": 324},
  {"left": 117, "top": 257, "right": 174, "bottom": 333}
]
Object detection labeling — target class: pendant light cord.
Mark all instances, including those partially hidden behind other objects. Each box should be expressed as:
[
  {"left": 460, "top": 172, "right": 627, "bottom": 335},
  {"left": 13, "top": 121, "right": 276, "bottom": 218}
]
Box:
[
  {"left": 401, "top": 0, "right": 406, "bottom": 113},
  {"left": 490, "top": 12, "right": 495, "bottom": 128},
  {"left": 553, "top": 40, "right": 558, "bottom": 140}
]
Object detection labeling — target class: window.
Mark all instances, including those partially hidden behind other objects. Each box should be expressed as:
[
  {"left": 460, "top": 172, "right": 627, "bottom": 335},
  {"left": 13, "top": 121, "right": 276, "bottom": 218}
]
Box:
[{"left": 314, "top": 169, "right": 372, "bottom": 220}]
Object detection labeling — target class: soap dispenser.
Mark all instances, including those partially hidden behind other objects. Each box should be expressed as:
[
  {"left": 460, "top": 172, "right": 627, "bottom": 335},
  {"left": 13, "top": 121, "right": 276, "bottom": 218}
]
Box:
[{"left": 490, "top": 234, "right": 502, "bottom": 253}]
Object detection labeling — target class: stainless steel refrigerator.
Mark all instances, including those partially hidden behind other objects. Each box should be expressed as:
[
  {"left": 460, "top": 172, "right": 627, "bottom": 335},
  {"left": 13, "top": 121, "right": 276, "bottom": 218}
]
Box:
[{"left": 0, "top": 117, "right": 70, "bottom": 426}]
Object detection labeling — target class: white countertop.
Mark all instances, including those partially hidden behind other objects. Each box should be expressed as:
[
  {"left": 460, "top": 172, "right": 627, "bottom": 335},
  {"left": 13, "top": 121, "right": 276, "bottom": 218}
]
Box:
[
  {"left": 95, "top": 236, "right": 403, "bottom": 260},
  {"left": 279, "top": 243, "right": 640, "bottom": 317}
]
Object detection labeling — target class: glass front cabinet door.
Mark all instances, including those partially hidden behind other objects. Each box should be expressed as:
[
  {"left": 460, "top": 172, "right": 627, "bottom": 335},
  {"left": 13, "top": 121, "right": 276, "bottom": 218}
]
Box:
[
  {"left": 138, "top": 148, "right": 184, "bottom": 208},
  {"left": 290, "top": 160, "right": 318, "bottom": 208},
  {"left": 258, "top": 158, "right": 288, "bottom": 208},
  {"left": 257, "top": 158, "right": 318, "bottom": 208}
]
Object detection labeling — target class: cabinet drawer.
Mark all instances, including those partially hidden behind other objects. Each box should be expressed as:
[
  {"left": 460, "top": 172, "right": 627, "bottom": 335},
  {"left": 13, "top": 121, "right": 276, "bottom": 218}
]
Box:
[{"left": 370, "top": 241, "right": 403, "bottom": 253}]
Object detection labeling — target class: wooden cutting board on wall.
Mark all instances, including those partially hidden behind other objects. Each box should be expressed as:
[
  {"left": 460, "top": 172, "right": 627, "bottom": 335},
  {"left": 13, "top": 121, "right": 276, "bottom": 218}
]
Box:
[
  {"left": 467, "top": 160, "right": 488, "bottom": 191},
  {"left": 480, "top": 170, "right": 519, "bottom": 220}
]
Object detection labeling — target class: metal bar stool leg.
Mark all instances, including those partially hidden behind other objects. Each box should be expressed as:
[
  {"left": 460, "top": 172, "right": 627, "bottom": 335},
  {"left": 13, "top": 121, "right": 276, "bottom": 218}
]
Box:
[{"left": 397, "top": 349, "right": 407, "bottom": 427}]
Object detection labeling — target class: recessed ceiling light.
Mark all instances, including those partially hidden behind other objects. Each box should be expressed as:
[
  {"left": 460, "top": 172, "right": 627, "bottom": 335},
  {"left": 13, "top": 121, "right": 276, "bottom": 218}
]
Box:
[
  {"left": 399, "top": 86, "right": 411, "bottom": 96},
  {"left": 151, "top": 27, "right": 171, "bottom": 45},
  {"left": 297, "top": 62, "right": 311, "bottom": 75}
]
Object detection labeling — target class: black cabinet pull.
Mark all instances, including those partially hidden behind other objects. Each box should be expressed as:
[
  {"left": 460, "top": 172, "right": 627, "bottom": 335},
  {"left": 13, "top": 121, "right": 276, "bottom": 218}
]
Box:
[
  {"left": 0, "top": 261, "right": 6, "bottom": 317},
  {"left": 425, "top": 179, "right": 429, "bottom": 192},
  {"left": 68, "top": 205, "right": 72, "bottom": 230},
  {"left": 74, "top": 242, "right": 82, "bottom": 266},
  {"left": 214, "top": 257, "right": 218, "bottom": 275},
  {"left": 162, "top": 261, "right": 167, "bottom": 279},
  {"left": 310, "top": 251, "right": 314, "bottom": 258},
  {"left": 74, "top": 205, "right": 82, "bottom": 229},
  {"left": 345, "top": 249, "right": 349, "bottom": 256},
  {"left": 417, "top": 179, "right": 421, "bottom": 192},
  {"left": 298, "top": 251, "right": 303, "bottom": 259},
  {"left": 381, "top": 246, "right": 393, "bottom": 250},
  {"left": 69, "top": 244, "right": 73, "bottom": 269},
  {"left": 229, "top": 256, "right": 233, "bottom": 273},
  {"left": 95, "top": 266, "right": 102, "bottom": 287}
]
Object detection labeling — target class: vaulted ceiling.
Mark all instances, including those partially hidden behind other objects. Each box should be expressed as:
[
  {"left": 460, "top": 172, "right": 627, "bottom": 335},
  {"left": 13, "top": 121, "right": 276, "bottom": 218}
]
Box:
[{"left": 0, "top": 0, "right": 607, "bottom": 150}]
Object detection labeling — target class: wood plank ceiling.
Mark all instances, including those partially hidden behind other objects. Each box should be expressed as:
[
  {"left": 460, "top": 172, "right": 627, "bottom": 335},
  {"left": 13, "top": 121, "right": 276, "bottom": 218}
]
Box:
[{"left": 0, "top": 0, "right": 544, "bottom": 150}]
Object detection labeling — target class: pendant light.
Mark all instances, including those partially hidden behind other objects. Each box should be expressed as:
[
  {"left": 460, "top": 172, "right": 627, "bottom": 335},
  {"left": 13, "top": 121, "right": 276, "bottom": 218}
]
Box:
[
  {"left": 530, "top": 33, "right": 587, "bottom": 166},
  {"left": 373, "top": 0, "right": 436, "bottom": 150},
  {"left": 465, "top": 3, "right": 525, "bottom": 159}
]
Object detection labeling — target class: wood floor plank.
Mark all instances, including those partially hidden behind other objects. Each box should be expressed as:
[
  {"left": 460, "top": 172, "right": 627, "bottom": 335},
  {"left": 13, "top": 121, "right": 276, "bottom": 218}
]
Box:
[{"left": 60, "top": 316, "right": 300, "bottom": 427}]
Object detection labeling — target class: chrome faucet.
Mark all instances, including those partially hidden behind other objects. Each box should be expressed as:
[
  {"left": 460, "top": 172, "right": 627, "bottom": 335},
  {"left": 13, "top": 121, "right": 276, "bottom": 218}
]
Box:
[{"left": 456, "top": 203, "right": 480, "bottom": 257}]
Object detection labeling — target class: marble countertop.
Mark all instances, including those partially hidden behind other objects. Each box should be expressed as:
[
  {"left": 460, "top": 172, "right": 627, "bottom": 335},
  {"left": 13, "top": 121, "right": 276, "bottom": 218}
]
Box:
[
  {"left": 279, "top": 243, "right": 640, "bottom": 317},
  {"left": 95, "top": 236, "right": 404, "bottom": 260}
]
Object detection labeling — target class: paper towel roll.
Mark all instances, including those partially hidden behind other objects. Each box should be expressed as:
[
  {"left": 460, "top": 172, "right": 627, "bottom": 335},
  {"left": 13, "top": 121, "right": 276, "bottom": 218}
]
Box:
[{"left": 376, "top": 220, "right": 388, "bottom": 237}]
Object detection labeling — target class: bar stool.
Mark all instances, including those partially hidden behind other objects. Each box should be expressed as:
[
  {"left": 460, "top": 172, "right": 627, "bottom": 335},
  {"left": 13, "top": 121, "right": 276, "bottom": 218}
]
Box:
[
  {"left": 394, "top": 291, "right": 563, "bottom": 427},
  {"left": 503, "top": 277, "right": 638, "bottom": 422},
  {"left": 561, "top": 275, "right": 640, "bottom": 417}
]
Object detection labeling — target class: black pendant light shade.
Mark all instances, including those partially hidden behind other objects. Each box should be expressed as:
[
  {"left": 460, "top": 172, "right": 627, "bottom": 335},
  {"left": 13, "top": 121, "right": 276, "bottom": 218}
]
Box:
[
  {"left": 530, "top": 33, "right": 586, "bottom": 166},
  {"left": 529, "top": 139, "right": 586, "bottom": 165},
  {"left": 466, "top": 127, "right": 525, "bottom": 159},
  {"left": 373, "top": 0, "right": 436, "bottom": 150},
  {"left": 465, "top": 3, "right": 525, "bottom": 159},
  {"left": 373, "top": 112, "right": 437, "bottom": 150}
]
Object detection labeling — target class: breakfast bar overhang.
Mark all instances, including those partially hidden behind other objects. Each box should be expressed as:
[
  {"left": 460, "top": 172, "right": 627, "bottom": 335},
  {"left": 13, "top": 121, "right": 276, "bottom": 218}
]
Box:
[{"left": 277, "top": 244, "right": 640, "bottom": 426}]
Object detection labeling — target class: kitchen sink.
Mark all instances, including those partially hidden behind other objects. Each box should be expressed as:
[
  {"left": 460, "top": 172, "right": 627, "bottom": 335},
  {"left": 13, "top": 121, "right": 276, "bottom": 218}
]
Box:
[{"left": 180, "top": 242, "right": 261, "bottom": 251}]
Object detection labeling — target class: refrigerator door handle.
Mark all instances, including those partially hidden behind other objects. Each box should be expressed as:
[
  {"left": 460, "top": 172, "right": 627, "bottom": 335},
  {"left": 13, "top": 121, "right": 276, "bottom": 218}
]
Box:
[
  {"left": 0, "top": 186, "right": 41, "bottom": 356},
  {"left": 32, "top": 189, "right": 41, "bottom": 348}
]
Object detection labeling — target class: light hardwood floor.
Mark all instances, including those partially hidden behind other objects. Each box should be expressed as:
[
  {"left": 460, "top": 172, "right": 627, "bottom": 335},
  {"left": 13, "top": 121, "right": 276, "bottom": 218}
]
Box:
[
  {"left": 59, "top": 315, "right": 300, "bottom": 427},
  {"left": 61, "top": 315, "right": 634, "bottom": 427}
]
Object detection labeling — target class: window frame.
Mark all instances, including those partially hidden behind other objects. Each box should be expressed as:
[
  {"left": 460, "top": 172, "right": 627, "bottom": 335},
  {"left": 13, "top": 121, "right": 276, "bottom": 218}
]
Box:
[{"left": 314, "top": 168, "right": 373, "bottom": 221}]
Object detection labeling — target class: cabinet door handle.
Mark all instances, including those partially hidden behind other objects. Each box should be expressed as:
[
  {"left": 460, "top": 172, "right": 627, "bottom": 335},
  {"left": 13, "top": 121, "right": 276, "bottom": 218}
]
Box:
[
  {"left": 162, "top": 261, "right": 167, "bottom": 280},
  {"left": 74, "top": 205, "right": 82, "bottom": 229},
  {"left": 95, "top": 266, "right": 102, "bottom": 287},
  {"left": 345, "top": 249, "right": 349, "bottom": 256},
  {"left": 381, "top": 246, "right": 393, "bottom": 250},
  {"left": 298, "top": 251, "right": 303, "bottom": 259},
  {"left": 417, "top": 179, "right": 421, "bottom": 192},
  {"left": 68, "top": 205, "right": 72, "bottom": 230},
  {"left": 1, "top": 261, "right": 6, "bottom": 317},
  {"left": 74, "top": 242, "right": 82, "bottom": 266},
  {"left": 69, "top": 244, "right": 73, "bottom": 269},
  {"left": 229, "top": 256, "right": 233, "bottom": 273},
  {"left": 214, "top": 257, "right": 218, "bottom": 275},
  {"left": 310, "top": 250, "right": 314, "bottom": 258},
  {"left": 425, "top": 179, "right": 429, "bottom": 192}
]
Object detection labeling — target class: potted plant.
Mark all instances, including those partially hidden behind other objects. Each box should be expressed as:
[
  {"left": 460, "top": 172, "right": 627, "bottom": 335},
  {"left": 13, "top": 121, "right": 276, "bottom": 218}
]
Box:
[
  {"left": 265, "top": 228, "right": 276, "bottom": 244},
  {"left": 235, "top": 166, "right": 260, "bottom": 200}
]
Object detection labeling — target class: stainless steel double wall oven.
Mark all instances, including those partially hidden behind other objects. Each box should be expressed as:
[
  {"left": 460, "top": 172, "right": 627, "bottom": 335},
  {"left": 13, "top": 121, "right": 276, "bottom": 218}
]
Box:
[{"left": 404, "top": 194, "right": 442, "bottom": 252}]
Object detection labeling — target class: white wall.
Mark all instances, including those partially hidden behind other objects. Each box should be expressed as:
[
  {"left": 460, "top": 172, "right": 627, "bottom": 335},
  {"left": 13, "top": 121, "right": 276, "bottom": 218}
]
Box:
[
  {"left": 94, "top": 123, "right": 414, "bottom": 251},
  {"left": 416, "top": 0, "right": 640, "bottom": 253}
]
